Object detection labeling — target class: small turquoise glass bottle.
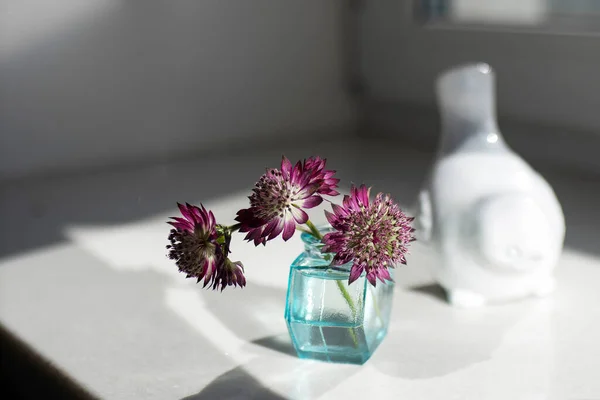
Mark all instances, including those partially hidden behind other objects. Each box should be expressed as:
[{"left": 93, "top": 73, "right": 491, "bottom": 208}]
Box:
[{"left": 284, "top": 230, "right": 395, "bottom": 365}]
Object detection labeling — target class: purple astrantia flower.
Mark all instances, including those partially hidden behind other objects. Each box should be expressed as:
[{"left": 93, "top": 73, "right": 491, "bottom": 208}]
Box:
[
  {"left": 167, "top": 203, "right": 245, "bottom": 290},
  {"left": 304, "top": 156, "right": 340, "bottom": 197},
  {"left": 212, "top": 258, "right": 246, "bottom": 292},
  {"left": 322, "top": 185, "right": 415, "bottom": 286},
  {"left": 236, "top": 156, "right": 339, "bottom": 245}
]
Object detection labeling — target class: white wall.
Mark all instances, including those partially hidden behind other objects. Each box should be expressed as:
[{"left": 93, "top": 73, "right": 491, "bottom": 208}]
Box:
[
  {"left": 0, "top": 0, "right": 356, "bottom": 181},
  {"left": 359, "top": 1, "right": 600, "bottom": 133}
]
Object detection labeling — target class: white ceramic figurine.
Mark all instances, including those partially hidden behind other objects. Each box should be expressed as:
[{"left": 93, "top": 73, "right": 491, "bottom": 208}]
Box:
[{"left": 416, "top": 63, "right": 566, "bottom": 307}]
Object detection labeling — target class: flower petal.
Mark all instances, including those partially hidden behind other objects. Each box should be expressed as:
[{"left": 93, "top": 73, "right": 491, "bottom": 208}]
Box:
[
  {"left": 282, "top": 217, "right": 296, "bottom": 241},
  {"left": 207, "top": 209, "right": 216, "bottom": 228},
  {"left": 348, "top": 264, "right": 364, "bottom": 284},
  {"left": 202, "top": 257, "right": 216, "bottom": 287},
  {"left": 366, "top": 270, "right": 377, "bottom": 287},
  {"left": 235, "top": 268, "right": 246, "bottom": 287},
  {"left": 252, "top": 228, "right": 268, "bottom": 246},
  {"left": 260, "top": 217, "right": 278, "bottom": 236},
  {"left": 281, "top": 156, "right": 292, "bottom": 180},
  {"left": 378, "top": 267, "right": 392, "bottom": 283},
  {"left": 236, "top": 208, "right": 265, "bottom": 230},
  {"left": 167, "top": 219, "right": 193, "bottom": 232},
  {"left": 190, "top": 203, "right": 207, "bottom": 226},
  {"left": 297, "top": 195, "right": 322, "bottom": 209},
  {"left": 295, "top": 189, "right": 318, "bottom": 203},
  {"left": 293, "top": 160, "right": 304, "bottom": 183},
  {"left": 358, "top": 185, "right": 371, "bottom": 207},
  {"left": 290, "top": 206, "right": 309, "bottom": 224},
  {"left": 324, "top": 210, "right": 338, "bottom": 226},
  {"left": 268, "top": 218, "right": 285, "bottom": 241},
  {"left": 177, "top": 203, "right": 193, "bottom": 221},
  {"left": 320, "top": 188, "right": 339, "bottom": 197},
  {"left": 331, "top": 203, "right": 348, "bottom": 218}
]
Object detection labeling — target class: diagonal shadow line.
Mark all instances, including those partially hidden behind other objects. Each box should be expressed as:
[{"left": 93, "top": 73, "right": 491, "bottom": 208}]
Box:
[
  {"left": 407, "top": 283, "right": 447, "bottom": 303},
  {"left": 181, "top": 366, "right": 287, "bottom": 400},
  {"left": 0, "top": 323, "right": 98, "bottom": 400},
  {"left": 251, "top": 334, "right": 296, "bottom": 357}
]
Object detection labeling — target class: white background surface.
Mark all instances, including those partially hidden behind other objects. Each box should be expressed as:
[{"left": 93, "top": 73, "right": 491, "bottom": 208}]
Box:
[
  {"left": 0, "top": 0, "right": 354, "bottom": 180},
  {"left": 1, "top": 139, "right": 599, "bottom": 399}
]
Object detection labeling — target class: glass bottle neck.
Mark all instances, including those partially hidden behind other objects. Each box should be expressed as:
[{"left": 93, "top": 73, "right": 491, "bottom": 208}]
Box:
[
  {"left": 304, "top": 242, "right": 329, "bottom": 260},
  {"left": 300, "top": 231, "right": 351, "bottom": 272}
]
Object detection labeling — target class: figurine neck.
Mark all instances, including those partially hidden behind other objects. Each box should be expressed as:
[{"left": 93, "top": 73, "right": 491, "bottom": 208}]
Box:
[{"left": 436, "top": 63, "right": 507, "bottom": 155}]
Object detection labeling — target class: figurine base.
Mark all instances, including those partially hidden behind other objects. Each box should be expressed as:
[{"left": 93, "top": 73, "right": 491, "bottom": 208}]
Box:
[{"left": 446, "top": 277, "right": 556, "bottom": 308}]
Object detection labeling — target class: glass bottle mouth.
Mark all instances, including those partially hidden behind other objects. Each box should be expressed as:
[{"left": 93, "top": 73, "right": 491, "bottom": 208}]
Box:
[
  {"left": 300, "top": 225, "right": 334, "bottom": 249},
  {"left": 299, "top": 226, "right": 353, "bottom": 273}
]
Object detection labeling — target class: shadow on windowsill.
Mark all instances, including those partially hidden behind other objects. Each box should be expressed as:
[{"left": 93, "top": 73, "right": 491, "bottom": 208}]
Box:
[
  {"left": 181, "top": 366, "right": 287, "bottom": 400},
  {"left": 407, "top": 283, "right": 447, "bottom": 303},
  {"left": 251, "top": 334, "right": 297, "bottom": 358}
]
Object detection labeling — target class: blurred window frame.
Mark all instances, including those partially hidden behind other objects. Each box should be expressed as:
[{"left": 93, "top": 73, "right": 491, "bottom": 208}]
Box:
[{"left": 358, "top": 1, "right": 600, "bottom": 173}]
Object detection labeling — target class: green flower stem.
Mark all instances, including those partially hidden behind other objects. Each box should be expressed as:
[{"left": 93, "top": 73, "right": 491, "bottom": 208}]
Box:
[
  {"left": 304, "top": 219, "right": 359, "bottom": 348},
  {"left": 336, "top": 280, "right": 357, "bottom": 316},
  {"left": 296, "top": 227, "right": 312, "bottom": 235},
  {"left": 336, "top": 280, "right": 359, "bottom": 347},
  {"left": 229, "top": 223, "right": 242, "bottom": 231},
  {"left": 304, "top": 220, "right": 323, "bottom": 240},
  {"left": 369, "top": 285, "right": 383, "bottom": 324}
]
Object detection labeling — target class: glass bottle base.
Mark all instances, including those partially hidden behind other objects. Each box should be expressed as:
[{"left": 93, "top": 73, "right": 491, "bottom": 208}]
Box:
[
  {"left": 284, "top": 258, "right": 394, "bottom": 365},
  {"left": 287, "top": 321, "right": 387, "bottom": 364}
]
